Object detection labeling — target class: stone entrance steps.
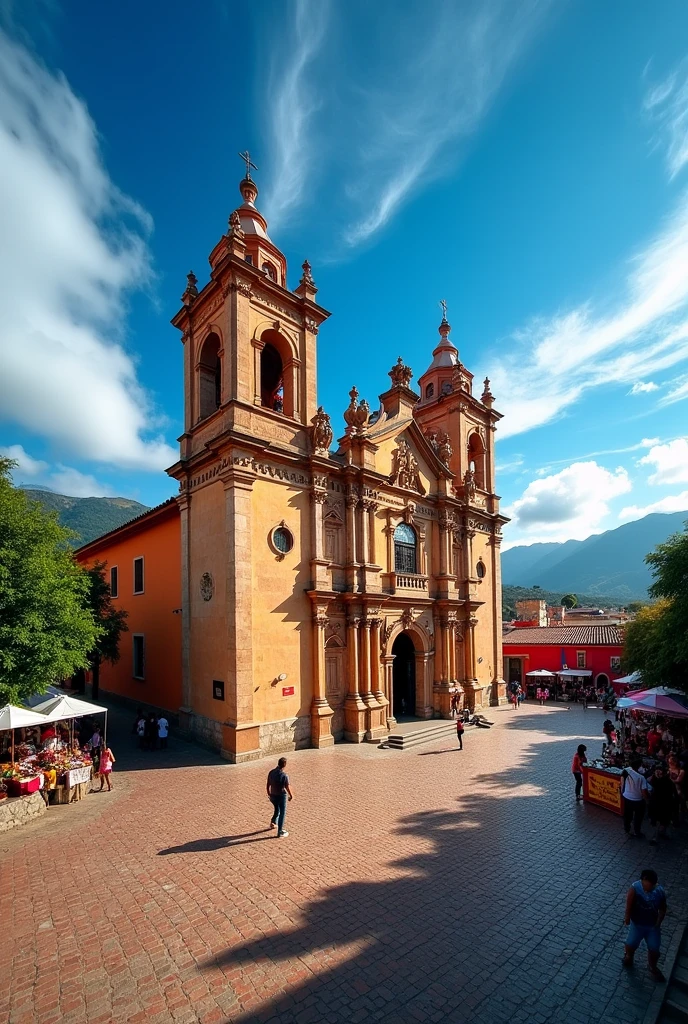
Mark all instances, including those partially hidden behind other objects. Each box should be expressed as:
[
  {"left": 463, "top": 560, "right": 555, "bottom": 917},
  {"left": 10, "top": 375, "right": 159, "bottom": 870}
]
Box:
[
  {"left": 658, "top": 928, "right": 688, "bottom": 1023},
  {"left": 384, "top": 720, "right": 458, "bottom": 751}
]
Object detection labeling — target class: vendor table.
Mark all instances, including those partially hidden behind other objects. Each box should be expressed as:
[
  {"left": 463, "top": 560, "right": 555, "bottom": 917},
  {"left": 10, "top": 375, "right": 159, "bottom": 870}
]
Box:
[{"left": 582, "top": 765, "right": 623, "bottom": 815}]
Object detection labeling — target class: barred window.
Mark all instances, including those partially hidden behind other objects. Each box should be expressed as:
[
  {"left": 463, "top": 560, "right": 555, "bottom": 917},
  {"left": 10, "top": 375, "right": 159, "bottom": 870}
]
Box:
[{"left": 394, "top": 523, "right": 417, "bottom": 574}]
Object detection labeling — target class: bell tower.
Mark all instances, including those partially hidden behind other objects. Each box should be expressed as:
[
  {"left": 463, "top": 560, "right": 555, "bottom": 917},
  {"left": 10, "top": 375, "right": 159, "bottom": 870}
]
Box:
[
  {"left": 167, "top": 158, "right": 331, "bottom": 763},
  {"left": 170, "top": 159, "right": 330, "bottom": 466}
]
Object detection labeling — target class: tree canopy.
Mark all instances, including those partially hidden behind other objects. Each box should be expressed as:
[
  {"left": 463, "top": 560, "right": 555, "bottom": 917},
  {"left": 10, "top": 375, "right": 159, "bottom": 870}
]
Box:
[
  {"left": 623, "top": 524, "right": 688, "bottom": 690},
  {"left": 561, "top": 593, "right": 578, "bottom": 609},
  {"left": 84, "top": 561, "right": 128, "bottom": 699},
  {"left": 0, "top": 457, "right": 100, "bottom": 704}
]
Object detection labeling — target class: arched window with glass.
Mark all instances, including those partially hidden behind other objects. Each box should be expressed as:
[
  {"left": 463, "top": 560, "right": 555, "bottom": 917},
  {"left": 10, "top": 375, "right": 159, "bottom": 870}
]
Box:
[{"left": 394, "top": 522, "right": 417, "bottom": 574}]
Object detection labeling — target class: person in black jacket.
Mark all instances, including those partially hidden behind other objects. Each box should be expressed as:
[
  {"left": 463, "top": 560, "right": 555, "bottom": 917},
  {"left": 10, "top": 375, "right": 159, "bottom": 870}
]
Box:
[{"left": 648, "top": 763, "right": 675, "bottom": 845}]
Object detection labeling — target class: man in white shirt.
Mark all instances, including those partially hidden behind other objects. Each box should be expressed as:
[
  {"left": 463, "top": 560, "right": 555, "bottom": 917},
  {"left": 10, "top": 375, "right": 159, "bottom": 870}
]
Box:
[
  {"left": 157, "top": 716, "right": 169, "bottom": 750},
  {"left": 622, "top": 758, "right": 651, "bottom": 838}
]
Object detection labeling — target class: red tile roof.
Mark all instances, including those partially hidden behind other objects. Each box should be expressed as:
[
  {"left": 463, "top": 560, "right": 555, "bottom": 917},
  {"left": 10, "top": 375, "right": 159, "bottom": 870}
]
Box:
[{"left": 502, "top": 625, "right": 623, "bottom": 646}]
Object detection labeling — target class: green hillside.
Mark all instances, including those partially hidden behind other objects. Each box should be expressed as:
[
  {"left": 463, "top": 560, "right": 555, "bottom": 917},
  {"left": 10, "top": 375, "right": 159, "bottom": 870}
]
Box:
[
  {"left": 502, "top": 584, "right": 628, "bottom": 621},
  {"left": 21, "top": 488, "right": 151, "bottom": 545},
  {"left": 502, "top": 510, "right": 688, "bottom": 599}
]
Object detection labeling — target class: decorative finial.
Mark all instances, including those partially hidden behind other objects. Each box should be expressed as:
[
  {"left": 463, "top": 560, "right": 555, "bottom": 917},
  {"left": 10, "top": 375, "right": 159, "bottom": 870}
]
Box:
[
  {"left": 388, "top": 357, "right": 413, "bottom": 390},
  {"left": 181, "top": 270, "right": 198, "bottom": 305},
  {"left": 481, "top": 377, "right": 494, "bottom": 407},
  {"left": 300, "top": 260, "right": 315, "bottom": 287},
  {"left": 238, "top": 150, "right": 258, "bottom": 181},
  {"left": 439, "top": 298, "right": 448, "bottom": 322}
]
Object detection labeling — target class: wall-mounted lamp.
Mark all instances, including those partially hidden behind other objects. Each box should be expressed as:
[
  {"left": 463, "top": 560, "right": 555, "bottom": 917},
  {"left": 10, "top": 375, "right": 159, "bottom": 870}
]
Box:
[
  {"left": 272, "top": 673, "right": 288, "bottom": 687},
  {"left": 477, "top": 657, "right": 483, "bottom": 664}
]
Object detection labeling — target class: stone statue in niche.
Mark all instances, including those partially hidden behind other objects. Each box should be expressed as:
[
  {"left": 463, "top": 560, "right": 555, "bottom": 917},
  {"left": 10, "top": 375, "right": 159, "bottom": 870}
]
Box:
[
  {"left": 463, "top": 468, "right": 477, "bottom": 504},
  {"left": 426, "top": 429, "right": 453, "bottom": 466},
  {"left": 390, "top": 439, "right": 425, "bottom": 494},
  {"left": 200, "top": 572, "right": 214, "bottom": 601},
  {"left": 309, "top": 407, "right": 333, "bottom": 453}
]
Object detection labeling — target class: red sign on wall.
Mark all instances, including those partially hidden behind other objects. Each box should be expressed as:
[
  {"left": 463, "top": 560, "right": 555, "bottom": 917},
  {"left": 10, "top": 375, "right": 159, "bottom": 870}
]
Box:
[{"left": 282, "top": 686, "right": 295, "bottom": 696}]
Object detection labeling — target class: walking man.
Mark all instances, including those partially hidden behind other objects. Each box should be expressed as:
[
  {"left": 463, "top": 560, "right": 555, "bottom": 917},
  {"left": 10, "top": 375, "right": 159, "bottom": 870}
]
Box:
[
  {"left": 266, "top": 756, "right": 293, "bottom": 838},
  {"left": 157, "top": 714, "right": 169, "bottom": 750},
  {"left": 622, "top": 758, "right": 651, "bottom": 837},
  {"left": 622, "top": 868, "right": 667, "bottom": 981},
  {"left": 456, "top": 716, "right": 465, "bottom": 750}
]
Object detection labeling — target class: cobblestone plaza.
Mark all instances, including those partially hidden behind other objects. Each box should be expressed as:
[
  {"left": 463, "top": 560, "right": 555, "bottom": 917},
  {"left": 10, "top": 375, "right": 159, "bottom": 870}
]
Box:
[{"left": 2, "top": 704, "right": 687, "bottom": 1024}]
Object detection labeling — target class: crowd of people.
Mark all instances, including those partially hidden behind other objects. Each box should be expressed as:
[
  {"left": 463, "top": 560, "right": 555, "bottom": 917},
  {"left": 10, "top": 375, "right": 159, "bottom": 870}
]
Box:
[{"left": 133, "top": 710, "right": 169, "bottom": 750}]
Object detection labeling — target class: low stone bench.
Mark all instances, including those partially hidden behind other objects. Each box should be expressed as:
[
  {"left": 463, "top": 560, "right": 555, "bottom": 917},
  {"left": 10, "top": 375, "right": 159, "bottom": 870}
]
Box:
[{"left": 0, "top": 791, "right": 46, "bottom": 833}]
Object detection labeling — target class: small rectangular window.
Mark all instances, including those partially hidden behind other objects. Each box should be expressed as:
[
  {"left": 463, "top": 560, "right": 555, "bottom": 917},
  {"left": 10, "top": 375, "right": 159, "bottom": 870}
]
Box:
[
  {"left": 133, "top": 556, "right": 144, "bottom": 594},
  {"left": 610, "top": 656, "right": 621, "bottom": 671},
  {"left": 110, "top": 565, "right": 118, "bottom": 598},
  {"left": 576, "top": 651, "right": 586, "bottom": 669},
  {"left": 213, "top": 680, "right": 225, "bottom": 701},
  {"left": 133, "top": 635, "right": 145, "bottom": 679}
]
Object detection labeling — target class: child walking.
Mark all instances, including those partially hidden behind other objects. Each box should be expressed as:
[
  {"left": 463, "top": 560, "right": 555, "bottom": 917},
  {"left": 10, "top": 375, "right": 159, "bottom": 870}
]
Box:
[{"left": 98, "top": 744, "right": 116, "bottom": 792}]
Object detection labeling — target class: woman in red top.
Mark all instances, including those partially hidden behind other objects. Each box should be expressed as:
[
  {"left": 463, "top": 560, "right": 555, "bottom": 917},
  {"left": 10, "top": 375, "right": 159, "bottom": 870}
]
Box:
[{"left": 572, "top": 744, "right": 587, "bottom": 802}]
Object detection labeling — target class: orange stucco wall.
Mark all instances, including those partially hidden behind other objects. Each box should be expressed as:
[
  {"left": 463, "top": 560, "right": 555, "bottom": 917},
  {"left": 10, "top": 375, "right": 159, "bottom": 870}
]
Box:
[{"left": 76, "top": 506, "right": 182, "bottom": 714}]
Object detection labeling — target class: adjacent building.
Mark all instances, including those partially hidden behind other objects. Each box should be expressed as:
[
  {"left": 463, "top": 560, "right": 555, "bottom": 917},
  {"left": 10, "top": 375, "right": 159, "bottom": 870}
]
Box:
[{"left": 502, "top": 624, "right": 624, "bottom": 691}]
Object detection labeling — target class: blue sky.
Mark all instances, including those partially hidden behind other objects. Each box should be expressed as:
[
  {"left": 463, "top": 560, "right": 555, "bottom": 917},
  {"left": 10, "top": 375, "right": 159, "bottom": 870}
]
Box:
[{"left": 1, "top": 0, "right": 688, "bottom": 548}]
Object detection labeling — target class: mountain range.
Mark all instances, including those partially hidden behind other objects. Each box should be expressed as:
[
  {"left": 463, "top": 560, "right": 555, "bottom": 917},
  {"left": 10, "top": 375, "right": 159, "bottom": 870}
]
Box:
[
  {"left": 21, "top": 488, "right": 151, "bottom": 545},
  {"left": 501, "top": 510, "right": 688, "bottom": 599}
]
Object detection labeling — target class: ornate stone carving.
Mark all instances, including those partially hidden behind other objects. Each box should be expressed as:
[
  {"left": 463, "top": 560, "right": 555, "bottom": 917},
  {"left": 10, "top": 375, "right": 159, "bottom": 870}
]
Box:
[
  {"left": 481, "top": 377, "right": 494, "bottom": 407},
  {"left": 300, "top": 259, "right": 315, "bottom": 287},
  {"left": 311, "top": 489, "right": 328, "bottom": 504},
  {"left": 199, "top": 572, "right": 214, "bottom": 602},
  {"left": 228, "top": 209, "right": 244, "bottom": 240},
  {"left": 343, "top": 387, "right": 371, "bottom": 435},
  {"left": 388, "top": 357, "right": 413, "bottom": 389},
  {"left": 236, "top": 280, "right": 252, "bottom": 297},
  {"left": 313, "top": 614, "right": 329, "bottom": 629},
  {"left": 309, "top": 406, "right": 333, "bottom": 453},
  {"left": 463, "top": 468, "right": 477, "bottom": 504},
  {"left": 305, "top": 316, "right": 319, "bottom": 334},
  {"left": 181, "top": 271, "right": 198, "bottom": 306},
  {"left": 426, "top": 429, "right": 453, "bottom": 466},
  {"left": 325, "top": 621, "right": 342, "bottom": 641},
  {"left": 390, "top": 440, "right": 425, "bottom": 494},
  {"left": 400, "top": 607, "right": 415, "bottom": 630}
]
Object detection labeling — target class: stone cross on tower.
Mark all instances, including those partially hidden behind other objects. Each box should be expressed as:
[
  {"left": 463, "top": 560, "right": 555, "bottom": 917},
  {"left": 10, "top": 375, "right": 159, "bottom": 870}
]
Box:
[
  {"left": 238, "top": 150, "right": 258, "bottom": 180},
  {"left": 439, "top": 298, "right": 448, "bottom": 322}
]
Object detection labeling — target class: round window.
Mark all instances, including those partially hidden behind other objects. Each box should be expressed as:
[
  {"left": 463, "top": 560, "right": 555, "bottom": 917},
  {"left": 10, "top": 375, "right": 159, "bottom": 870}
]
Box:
[
  {"left": 273, "top": 527, "right": 293, "bottom": 554},
  {"left": 476, "top": 560, "right": 486, "bottom": 579},
  {"left": 269, "top": 524, "right": 294, "bottom": 560}
]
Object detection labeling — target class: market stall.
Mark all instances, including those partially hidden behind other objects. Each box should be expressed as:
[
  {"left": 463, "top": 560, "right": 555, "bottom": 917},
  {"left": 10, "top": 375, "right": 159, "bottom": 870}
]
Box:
[
  {"left": 31, "top": 694, "right": 108, "bottom": 802},
  {"left": 525, "top": 669, "right": 556, "bottom": 700},
  {"left": 0, "top": 704, "right": 52, "bottom": 798},
  {"left": 582, "top": 687, "right": 688, "bottom": 815},
  {"left": 582, "top": 763, "right": 624, "bottom": 814},
  {"left": 556, "top": 668, "right": 593, "bottom": 701}
]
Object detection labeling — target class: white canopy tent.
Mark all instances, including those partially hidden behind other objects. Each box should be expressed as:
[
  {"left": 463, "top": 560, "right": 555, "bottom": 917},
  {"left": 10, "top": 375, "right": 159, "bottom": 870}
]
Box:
[
  {"left": 557, "top": 669, "right": 593, "bottom": 678},
  {"left": 613, "top": 671, "right": 643, "bottom": 687},
  {"left": 32, "top": 695, "right": 108, "bottom": 748},
  {"left": 526, "top": 669, "right": 557, "bottom": 677},
  {"left": 0, "top": 704, "right": 49, "bottom": 764}
]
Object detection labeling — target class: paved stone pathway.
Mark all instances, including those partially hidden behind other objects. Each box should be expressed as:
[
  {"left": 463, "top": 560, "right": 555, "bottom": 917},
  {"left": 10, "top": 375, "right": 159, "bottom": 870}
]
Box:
[{"left": 2, "top": 703, "right": 687, "bottom": 1024}]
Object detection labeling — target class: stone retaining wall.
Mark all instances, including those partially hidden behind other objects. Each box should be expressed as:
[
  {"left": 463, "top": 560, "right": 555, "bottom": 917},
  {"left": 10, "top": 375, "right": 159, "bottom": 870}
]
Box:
[{"left": 0, "top": 792, "right": 46, "bottom": 833}]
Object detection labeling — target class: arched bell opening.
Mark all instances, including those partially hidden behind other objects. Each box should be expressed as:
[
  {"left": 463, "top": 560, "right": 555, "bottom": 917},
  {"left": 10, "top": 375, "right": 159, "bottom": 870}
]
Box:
[
  {"left": 467, "top": 431, "right": 486, "bottom": 489},
  {"left": 259, "top": 329, "right": 295, "bottom": 417},
  {"left": 198, "top": 332, "right": 222, "bottom": 419}
]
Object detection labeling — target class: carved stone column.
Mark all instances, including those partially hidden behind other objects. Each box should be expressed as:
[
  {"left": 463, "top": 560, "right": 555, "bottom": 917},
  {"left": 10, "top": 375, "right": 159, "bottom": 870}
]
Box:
[
  {"left": 310, "top": 489, "right": 329, "bottom": 590},
  {"left": 382, "top": 653, "right": 396, "bottom": 729},
  {"left": 311, "top": 611, "right": 334, "bottom": 747},
  {"left": 436, "top": 617, "right": 453, "bottom": 718},
  {"left": 365, "top": 617, "right": 388, "bottom": 740},
  {"left": 344, "top": 614, "right": 367, "bottom": 742},
  {"left": 177, "top": 492, "right": 193, "bottom": 733},
  {"left": 359, "top": 618, "right": 377, "bottom": 707},
  {"left": 357, "top": 499, "right": 369, "bottom": 566},
  {"left": 367, "top": 501, "right": 379, "bottom": 565},
  {"left": 345, "top": 494, "right": 358, "bottom": 591},
  {"left": 251, "top": 338, "right": 264, "bottom": 406}
]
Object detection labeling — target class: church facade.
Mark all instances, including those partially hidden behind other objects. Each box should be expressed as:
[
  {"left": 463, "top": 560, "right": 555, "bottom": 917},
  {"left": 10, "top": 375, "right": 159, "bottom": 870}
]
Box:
[{"left": 77, "top": 169, "right": 508, "bottom": 762}]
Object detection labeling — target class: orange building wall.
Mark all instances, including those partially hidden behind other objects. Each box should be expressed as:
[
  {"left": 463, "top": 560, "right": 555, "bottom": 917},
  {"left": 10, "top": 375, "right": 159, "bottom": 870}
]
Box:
[{"left": 76, "top": 506, "right": 182, "bottom": 714}]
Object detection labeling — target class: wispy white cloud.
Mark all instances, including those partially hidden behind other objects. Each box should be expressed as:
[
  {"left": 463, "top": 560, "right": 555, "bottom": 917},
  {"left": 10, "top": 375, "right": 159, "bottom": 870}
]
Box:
[
  {"left": 629, "top": 380, "right": 659, "bottom": 394},
  {"left": 0, "top": 31, "right": 176, "bottom": 471},
  {"left": 487, "top": 190, "right": 688, "bottom": 438},
  {"left": 1, "top": 443, "right": 114, "bottom": 496},
  {"left": 619, "top": 492, "right": 688, "bottom": 521},
  {"left": 660, "top": 372, "right": 688, "bottom": 405},
  {"left": 262, "top": 0, "right": 329, "bottom": 228},
  {"left": 342, "top": 0, "right": 550, "bottom": 247},
  {"left": 503, "top": 461, "right": 631, "bottom": 545},
  {"left": 638, "top": 437, "right": 688, "bottom": 485},
  {"left": 262, "top": 0, "right": 550, "bottom": 248},
  {"left": 495, "top": 455, "right": 524, "bottom": 473},
  {"left": 643, "top": 59, "right": 688, "bottom": 179}
]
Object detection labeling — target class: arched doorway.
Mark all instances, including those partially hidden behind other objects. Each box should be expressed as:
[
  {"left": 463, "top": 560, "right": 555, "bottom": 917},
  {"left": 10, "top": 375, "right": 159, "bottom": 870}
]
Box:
[
  {"left": 596, "top": 672, "right": 609, "bottom": 689},
  {"left": 392, "top": 632, "right": 416, "bottom": 718}
]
